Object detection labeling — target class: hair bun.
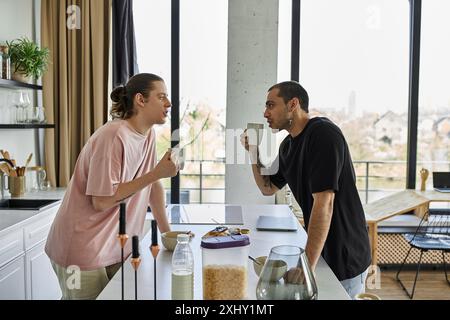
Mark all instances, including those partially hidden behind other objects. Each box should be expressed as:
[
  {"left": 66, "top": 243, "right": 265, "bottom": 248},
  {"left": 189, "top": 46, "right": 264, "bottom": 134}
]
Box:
[{"left": 110, "top": 85, "right": 127, "bottom": 103}]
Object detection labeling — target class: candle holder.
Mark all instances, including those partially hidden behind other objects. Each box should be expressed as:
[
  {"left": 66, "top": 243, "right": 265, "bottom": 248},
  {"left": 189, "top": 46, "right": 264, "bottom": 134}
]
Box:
[
  {"left": 117, "top": 202, "right": 128, "bottom": 300},
  {"left": 150, "top": 220, "right": 160, "bottom": 300},
  {"left": 130, "top": 235, "right": 141, "bottom": 300}
]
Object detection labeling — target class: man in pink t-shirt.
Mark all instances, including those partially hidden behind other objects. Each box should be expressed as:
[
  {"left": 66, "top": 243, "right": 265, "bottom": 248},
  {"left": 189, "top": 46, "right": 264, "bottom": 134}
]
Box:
[{"left": 45, "top": 74, "right": 178, "bottom": 299}]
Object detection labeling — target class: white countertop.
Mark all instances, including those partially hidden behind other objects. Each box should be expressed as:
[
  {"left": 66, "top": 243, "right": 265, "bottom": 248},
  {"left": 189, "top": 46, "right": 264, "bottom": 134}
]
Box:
[
  {"left": 98, "top": 204, "right": 350, "bottom": 300},
  {"left": 1, "top": 188, "right": 66, "bottom": 201},
  {"left": 0, "top": 188, "right": 66, "bottom": 235}
]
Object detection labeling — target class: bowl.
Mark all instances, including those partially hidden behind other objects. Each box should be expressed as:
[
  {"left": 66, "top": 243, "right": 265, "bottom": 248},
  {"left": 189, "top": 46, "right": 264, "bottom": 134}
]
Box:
[
  {"left": 161, "top": 231, "right": 194, "bottom": 251},
  {"left": 355, "top": 293, "right": 381, "bottom": 300},
  {"left": 253, "top": 256, "right": 287, "bottom": 282},
  {"left": 252, "top": 256, "right": 268, "bottom": 276}
]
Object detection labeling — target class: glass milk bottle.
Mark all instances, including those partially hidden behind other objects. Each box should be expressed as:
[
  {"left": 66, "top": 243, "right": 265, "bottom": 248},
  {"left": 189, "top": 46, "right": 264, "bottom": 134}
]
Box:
[{"left": 171, "top": 234, "right": 194, "bottom": 300}]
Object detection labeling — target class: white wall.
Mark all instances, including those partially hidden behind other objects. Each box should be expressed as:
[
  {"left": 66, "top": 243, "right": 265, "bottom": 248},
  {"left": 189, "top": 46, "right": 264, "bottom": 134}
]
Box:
[
  {"left": 225, "top": 0, "right": 279, "bottom": 204},
  {"left": 0, "top": 0, "right": 39, "bottom": 168}
]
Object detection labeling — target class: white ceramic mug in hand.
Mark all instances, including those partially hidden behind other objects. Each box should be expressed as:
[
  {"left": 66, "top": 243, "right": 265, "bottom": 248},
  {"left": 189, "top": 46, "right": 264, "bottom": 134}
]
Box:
[
  {"left": 247, "top": 123, "right": 264, "bottom": 146},
  {"left": 170, "top": 146, "right": 185, "bottom": 171}
]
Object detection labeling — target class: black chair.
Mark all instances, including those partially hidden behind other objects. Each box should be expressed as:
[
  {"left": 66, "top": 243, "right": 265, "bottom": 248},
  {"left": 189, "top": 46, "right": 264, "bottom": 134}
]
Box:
[{"left": 396, "top": 209, "right": 450, "bottom": 299}]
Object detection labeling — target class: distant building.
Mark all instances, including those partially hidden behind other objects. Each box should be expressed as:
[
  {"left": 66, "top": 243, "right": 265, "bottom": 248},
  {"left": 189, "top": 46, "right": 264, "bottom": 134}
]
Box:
[
  {"left": 373, "top": 111, "right": 407, "bottom": 146},
  {"left": 434, "top": 116, "right": 450, "bottom": 139}
]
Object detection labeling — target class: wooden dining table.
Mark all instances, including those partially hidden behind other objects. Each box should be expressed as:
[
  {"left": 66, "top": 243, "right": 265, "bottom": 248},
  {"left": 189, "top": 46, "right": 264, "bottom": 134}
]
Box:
[{"left": 363, "top": 189, "right": 450, "bottom": 267}]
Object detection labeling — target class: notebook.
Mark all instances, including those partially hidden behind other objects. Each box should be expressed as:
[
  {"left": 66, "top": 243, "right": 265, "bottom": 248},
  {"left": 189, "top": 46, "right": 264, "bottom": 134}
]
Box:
[
  {"left": 433, "top": 172, "right": 450, "bottom": 193},
  {"left": 256, "top": 215, "right": 298, "bottom": 231}
]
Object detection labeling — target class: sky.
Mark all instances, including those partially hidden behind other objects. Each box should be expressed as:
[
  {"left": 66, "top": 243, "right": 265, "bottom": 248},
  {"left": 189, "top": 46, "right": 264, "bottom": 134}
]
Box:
[{"left": 134, "top": 0, "right": 450, "bottom": 116}]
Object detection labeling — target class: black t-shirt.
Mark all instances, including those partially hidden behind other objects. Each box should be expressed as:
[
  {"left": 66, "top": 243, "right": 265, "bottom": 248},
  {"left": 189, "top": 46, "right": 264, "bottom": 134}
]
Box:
[{"left": 269, "top": 117, "right": 371, "bottom": 281}]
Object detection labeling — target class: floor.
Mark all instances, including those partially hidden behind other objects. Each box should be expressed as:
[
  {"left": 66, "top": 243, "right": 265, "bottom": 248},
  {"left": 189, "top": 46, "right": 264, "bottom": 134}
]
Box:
[{"left": 366, "top": 269, "right": 450, "bottom": 300}]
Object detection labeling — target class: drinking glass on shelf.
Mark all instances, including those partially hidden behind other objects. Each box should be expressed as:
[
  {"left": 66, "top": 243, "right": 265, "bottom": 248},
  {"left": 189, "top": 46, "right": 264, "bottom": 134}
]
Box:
[
  {"left": 7, "top": 104, "right": 14, "bottom": 123},
  {"left": 37, "top": 106, "right": 46, "bottom": 123},
  {"left": 27, "top": 106, "right": 39, "bottom": 123},
  {"left": 21, "top": 92, "right": 31, "bottom": 123},
  {"left": 6, "top": 91, "right": 15, "bottom": 123},
  {"left": 11, "top": 91, "right": 25, "bottom": 123},
  {"left": 11, "top": 91, "right": 31, "bottom": 123}
]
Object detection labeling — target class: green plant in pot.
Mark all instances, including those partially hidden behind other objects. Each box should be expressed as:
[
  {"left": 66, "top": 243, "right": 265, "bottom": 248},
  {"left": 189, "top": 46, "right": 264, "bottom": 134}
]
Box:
[{"left": 6, "top": 37, "right": 50, "bottom": 83}]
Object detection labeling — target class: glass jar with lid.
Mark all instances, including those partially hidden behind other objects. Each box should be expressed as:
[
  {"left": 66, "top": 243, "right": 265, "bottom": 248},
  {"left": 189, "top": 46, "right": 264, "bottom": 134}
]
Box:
[
  {"left": 201, "top": 234, "right": 250, "bottom": 300},
  {"left": 0, "top": 45, "right": 11, "bottom": 80}
]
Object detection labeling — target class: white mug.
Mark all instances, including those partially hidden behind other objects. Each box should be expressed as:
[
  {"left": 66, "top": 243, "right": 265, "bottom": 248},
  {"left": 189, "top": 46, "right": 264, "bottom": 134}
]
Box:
[
  {"left": 170, "top": 146, "right": 185, "bottom": 171},
  {"left": 247, "top": 123, "right": 264, "bottom": 146}
]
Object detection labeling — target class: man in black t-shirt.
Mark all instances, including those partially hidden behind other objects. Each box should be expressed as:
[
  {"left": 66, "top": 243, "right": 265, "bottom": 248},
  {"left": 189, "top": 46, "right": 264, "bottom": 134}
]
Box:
[{"left": 241, "top": 81, "right": 371, "bottom": 299}]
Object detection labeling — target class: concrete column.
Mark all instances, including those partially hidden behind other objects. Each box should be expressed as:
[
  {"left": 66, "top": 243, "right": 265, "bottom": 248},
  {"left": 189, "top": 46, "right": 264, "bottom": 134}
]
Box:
[{"left": 225, "top": 0, "right": 279, "bottom": 204}]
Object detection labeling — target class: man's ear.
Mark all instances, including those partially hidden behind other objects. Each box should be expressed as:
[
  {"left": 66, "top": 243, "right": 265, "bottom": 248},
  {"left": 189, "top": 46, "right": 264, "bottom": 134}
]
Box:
[
  {"left": 289, "top": 98, "right": 300, "bottom": 112},
  {"left": 135, "top": 93, "right": 145, "bottom": 108}
]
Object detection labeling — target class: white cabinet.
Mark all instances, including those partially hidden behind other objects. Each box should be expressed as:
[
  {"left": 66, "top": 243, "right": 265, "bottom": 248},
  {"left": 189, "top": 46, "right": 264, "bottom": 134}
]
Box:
[
  {"left": 0, "top": 205, "right": 61, "bottom": 300},
  {"left": 0, "top": 255, "right": 26, "bottom": 300},
  {"left": 25, "top": 241, "right": 61, "bottom": 300},
  {"left": 24, "top": 207, "right": 58, "bottom": 250},
  {"left": 0, "top": 228, "right": 24, "bottom": 268}
]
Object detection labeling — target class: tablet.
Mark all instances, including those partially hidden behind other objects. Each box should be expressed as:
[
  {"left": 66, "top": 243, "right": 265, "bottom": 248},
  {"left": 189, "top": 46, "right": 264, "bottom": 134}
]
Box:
[{"left": 256, "top": 215, "right": 298, "bottom": 231}]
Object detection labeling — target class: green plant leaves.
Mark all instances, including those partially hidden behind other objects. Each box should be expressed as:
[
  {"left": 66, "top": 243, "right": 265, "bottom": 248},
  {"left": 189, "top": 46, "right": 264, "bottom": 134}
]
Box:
[{"left": 6, "top": 37, "right": 50, "bottom": 79}]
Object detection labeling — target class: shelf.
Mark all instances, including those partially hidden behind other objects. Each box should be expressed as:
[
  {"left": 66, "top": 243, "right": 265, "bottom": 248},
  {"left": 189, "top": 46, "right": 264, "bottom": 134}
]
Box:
[
  {"left": 0, "top": 124, "right": 54, "bottom": 129},
  {"left": 0, "top": 79, "right": 42, "bottom": 90}
]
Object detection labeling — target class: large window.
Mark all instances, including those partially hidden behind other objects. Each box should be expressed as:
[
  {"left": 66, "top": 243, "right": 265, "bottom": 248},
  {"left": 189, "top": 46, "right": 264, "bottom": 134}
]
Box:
[
  {"left": 179, "top": 0, "right": 228, "bottom": 204},
  {"left": 134, "top": 0, "right": 172, "bottom": 189},
  {"left": 134, "top": 0, "right": 171, "bottom": 158},
  {"left": 417, "top": 0, "right": 450, "bottom": 189},
  {"left": 135, "top": 1, "right": 228, "bottom": 204},
  {"left": 299, "top": 0, "right": 410, "bottom": 202},
  {"left": 134, "top": 1, "right": 445, "bottom": 205}
]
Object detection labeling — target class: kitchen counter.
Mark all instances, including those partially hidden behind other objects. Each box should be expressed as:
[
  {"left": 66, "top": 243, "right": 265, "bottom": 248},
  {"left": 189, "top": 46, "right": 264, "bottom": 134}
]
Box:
[
  {"left": 0, "top": 188, "right": 66, "bottom": 299},
  {"left": 1, "top": 188, "right": 66, "bottom": 201},
  {"left": 98, "top": 204, "right": 350, "bottom": 300},
  {"left": 0, "top": 188, "right": 66, "bottom": 236}
]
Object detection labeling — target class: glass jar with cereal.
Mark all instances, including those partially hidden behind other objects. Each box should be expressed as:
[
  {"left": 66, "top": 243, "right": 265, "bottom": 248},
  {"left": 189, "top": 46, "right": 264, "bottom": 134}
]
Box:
[{"left": 201, "top": 234, "right": 250, "bottom": 300}]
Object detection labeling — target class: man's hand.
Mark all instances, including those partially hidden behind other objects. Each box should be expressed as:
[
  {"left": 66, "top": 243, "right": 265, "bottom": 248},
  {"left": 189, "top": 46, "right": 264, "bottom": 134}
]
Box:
[
  {"left": 283, "top": 267, "right": 305, "bottom": 284},
  {"left": 240, "top": 129, "right": 258, "bottom": 164},
  {"left": 240, "top": 129, "right": 250, "bottom": 151},
  {"left": 154, "top": 151, "right": 179, "bottom": 179},
  {"left": 241, "top": 130, "right": 279, "bottom": 196}
]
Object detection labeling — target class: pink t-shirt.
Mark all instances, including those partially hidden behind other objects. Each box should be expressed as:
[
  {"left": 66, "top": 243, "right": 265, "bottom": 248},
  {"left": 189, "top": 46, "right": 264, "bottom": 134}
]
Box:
[{"left": 45, "top": 120, "right": 157, "bottom": 270}]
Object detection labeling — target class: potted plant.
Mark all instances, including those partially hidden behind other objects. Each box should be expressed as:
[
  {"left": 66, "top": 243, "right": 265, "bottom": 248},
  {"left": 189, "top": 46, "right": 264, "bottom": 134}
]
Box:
[{"left": 6, "top": 37, "right": 50, "bottom": 83}]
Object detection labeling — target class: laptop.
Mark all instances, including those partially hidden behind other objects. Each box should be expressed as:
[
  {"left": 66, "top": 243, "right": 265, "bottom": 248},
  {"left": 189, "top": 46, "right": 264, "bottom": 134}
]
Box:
[
  {"left": 256, "top": 215, "right": 298, "bottom": 231},
  {"left": 433, "top": 172, "right": 450, "bottom": 193}
]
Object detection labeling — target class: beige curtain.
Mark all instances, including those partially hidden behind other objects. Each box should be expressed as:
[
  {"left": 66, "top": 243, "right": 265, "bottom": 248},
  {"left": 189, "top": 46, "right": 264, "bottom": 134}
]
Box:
[{"left": 41, "top": 0, "right": 111, "bottom": 187}]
